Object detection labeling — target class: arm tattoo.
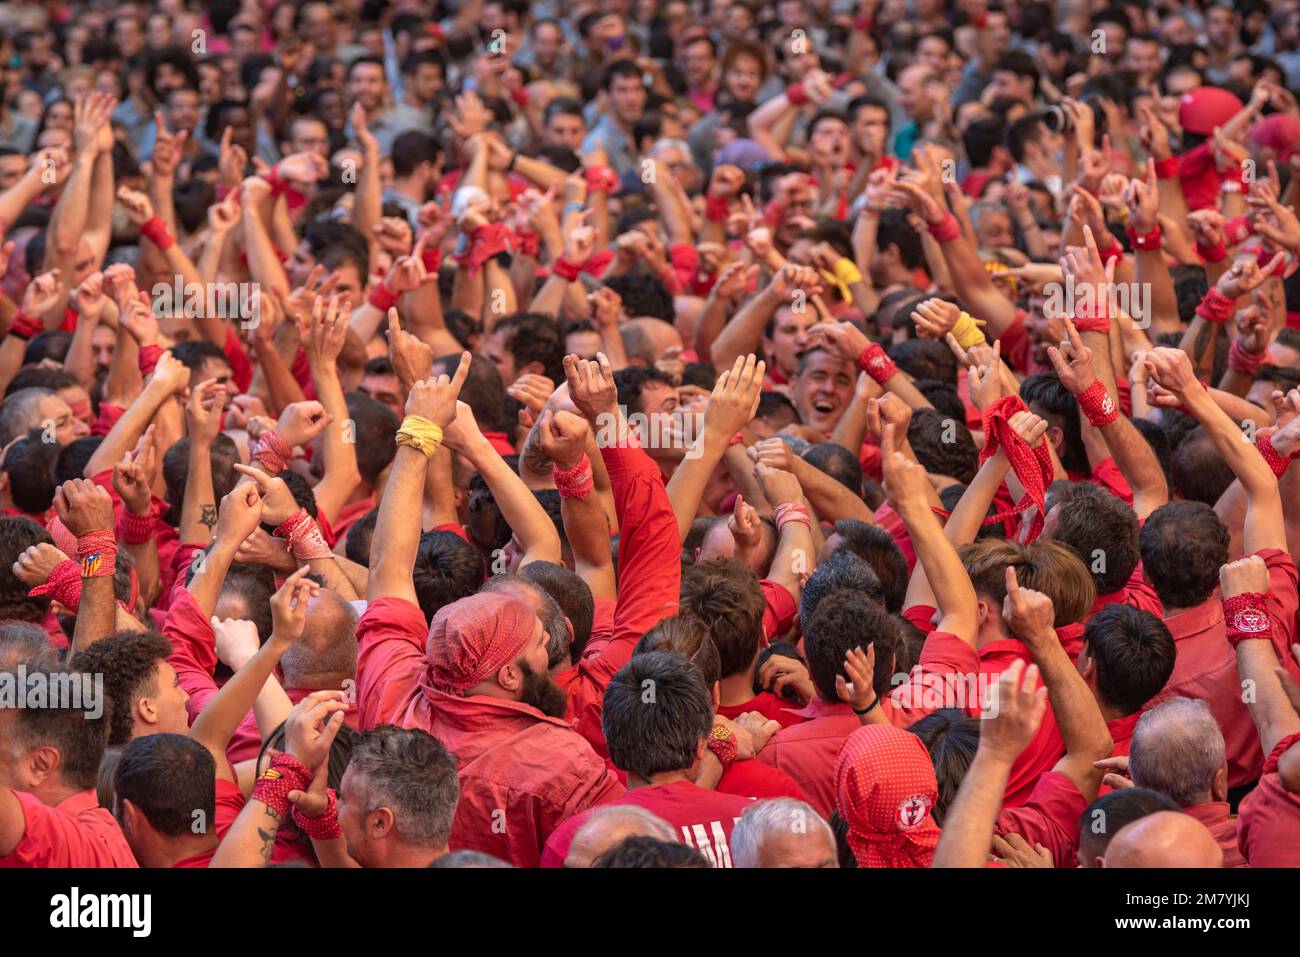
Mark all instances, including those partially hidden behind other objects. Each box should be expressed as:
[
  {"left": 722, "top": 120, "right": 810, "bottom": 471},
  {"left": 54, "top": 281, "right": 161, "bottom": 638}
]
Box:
[{"left": 200, "top": 504, "right": 218, "bottom": 529}]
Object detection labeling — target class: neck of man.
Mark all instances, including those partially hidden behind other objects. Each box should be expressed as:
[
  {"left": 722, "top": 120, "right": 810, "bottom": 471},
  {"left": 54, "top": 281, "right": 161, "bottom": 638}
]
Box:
[
  {"left": 628, "top": 768, "right": 692, "bottom": 790},
  {"left": 393, "top": 175, "right": 425, "bottom": 202},
  {"left": 378, "top": 840, "right": 447, "bottom": 868},
  {"left": 718, "top": 669, "right": 758, "bottom": 707},
  {"left": 148, "top": 833, "right": 220, "bottom": 868}
]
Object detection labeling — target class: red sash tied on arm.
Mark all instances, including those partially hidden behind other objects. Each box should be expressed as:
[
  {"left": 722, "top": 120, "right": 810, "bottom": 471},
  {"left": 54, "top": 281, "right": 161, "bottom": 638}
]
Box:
[{"left": 978, "top": 395, "right": 1055, "bottom": 541}]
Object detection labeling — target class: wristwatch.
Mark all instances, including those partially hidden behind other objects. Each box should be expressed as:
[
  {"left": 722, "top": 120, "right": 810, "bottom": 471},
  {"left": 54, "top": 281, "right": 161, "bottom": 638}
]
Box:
[{"left": 707, "top": 723, "right": 739, "bottom": 772}]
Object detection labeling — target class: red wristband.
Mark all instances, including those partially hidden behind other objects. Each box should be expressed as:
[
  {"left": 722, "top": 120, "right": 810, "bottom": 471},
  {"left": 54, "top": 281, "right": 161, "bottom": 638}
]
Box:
[
  {"left": 514, "top": 230, "right": 541, "bottom": 258},
  {"left": 138, "top": 215, "right": 175, "bottom": 251},
  {"left": 853, "top": 16, "right": 872, "bottom": 31},
  {"left": 253, "top": 429, "right": 293, "bottom": 475},
  {"left": 1257, "top": 433, "right": 1292, "bottom": 478},
  {"left": 584, "top": 165, "right": 618, "bottom": 194},
  {"left": 1197, "top": 241, "right": 1228, "bottom": 264},
  {"left": 28, "top": 558, "right": 82, "bottom": 611},
  {"left": 773, "top": 501, "right": 811, "bottom": 530},
  {"left": 1096, "top": 238, "right": 1125, "bottom": 269},
  {"left": 1228, "top": 337, "right": 1265, "bottom": 377},
  {"left": 77, "top": 529, "right": 118, "bottom": 578},
  {"left": 1223, "top": 216, "right": 1252, "bottom": 246},
  {"left": 368, "top": 283, "right": 400, "bottom": 312},
  {"left": 1152, "top": 156, "right": 1178, "bottom": 179},
  {"left": 138, "top": 344, "right": 164, "bottom": 377},
  {"left": 116, "top": 508, "right": 156, "bottom": 545},
  {"left": 705, "top": 194, "right": 730, "bottom": 222},
  {"left": 1196, "top": 288, "right": 1236, "bottom": 325},
  {"left": 552, "top": 257, "right": 586, "bottom": 282},
  {"left": 7, "top": 310, "right": 43, "bottom": 340},
  {"left": 1073, "top": 294, "right": 1110, "bottom": 334},
  {"left": 1077, "top": 379, "right": 1119, "bottom": 427},
  {"left": 421, "top": 244, "right": 443, "bottom": 273},
  {"left": 553, "top": 454, "right": 594, "bottom": 499},
  {"left": 928, "top": 212, "right": 961, "bottom": 243},
  {"left": 786, "top": 83, "right": 808, "bottom": 106},
  {"left": 252, "top": 754, "right": 314, "bottom": 818},
  {"left": 857, "top": 342, "right": 897, "bottom": 384},
  {"left": 292, "top": 787, "right": 343, "bottom": 840},
  {"left": 1126, "top": 224, "right": 1162, "bottom": 251},
  {"left": 1223, "top": 592, "right": 1271, "bottom": 647}
]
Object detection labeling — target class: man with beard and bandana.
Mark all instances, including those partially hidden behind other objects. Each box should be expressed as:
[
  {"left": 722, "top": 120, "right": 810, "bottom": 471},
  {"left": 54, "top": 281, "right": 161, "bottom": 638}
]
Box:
[{"left": 355, "top": 358, "right": 623, "bottom": 866}]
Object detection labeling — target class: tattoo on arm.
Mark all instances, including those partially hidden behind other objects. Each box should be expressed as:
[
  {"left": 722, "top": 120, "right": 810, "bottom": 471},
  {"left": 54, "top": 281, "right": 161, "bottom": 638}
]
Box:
[{"left": 200, "top": 505, "right": 218, "bottom": 529}]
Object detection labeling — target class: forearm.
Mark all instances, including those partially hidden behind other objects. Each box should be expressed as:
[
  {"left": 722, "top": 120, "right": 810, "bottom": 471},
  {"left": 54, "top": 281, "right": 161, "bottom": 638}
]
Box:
[
  {"left": 790, "top": 454, "right": 874, "bottom": 524},
  {"left": 149, "top": 172, "right": 179, "bottom": 240},
  {"left": 368, "top": 446, "right": 426, "bottom": 602},
  {"left": 0, "top": 171, "right": 47, "bottom": 231},
  {"left": 766, "top": 506, "right": 814, "bottom": 601},
  {"left": 932, "top": 748, "right": 1013, "bottom": 868},
  {"left": 191, "top": 639, "right": 290, "bottom": 764},
  {"left": 123, "top": 538, "right": 161, "bottom": 611},
  {"left": 1234, "top": 639, "right": 1300, "bottom": 758},
  {"left": 84, "top": 152, "right": 115, "bottom": 261},
  {"left": 209, "top": 799, "right": 285, "bottom": 868},
  {"left": 85, "top": 381, "right": 173, "bottom": 476},
  {"left": 529, "top": 273, "right": 568, "bottom": 318},
  {"left": 481, "top": 260, "right": 517, "bottom": 333},
  {"left": 47, "top": 153, "right": 95, "bottom": 262},
  {"left": 562, "top": 486, "right": 617, "bottom": 601},
  {"left": 309, "top": 366, "right": 361, "bottom": 524},
  {"left": 354, "top": 150, "right": 382, "bottom": 242},
  {"left": 104, "top": 324, "right": 142, "bottom": 405},
  {"left": 69, "top": 570, "right": 115, "bottom": 656},
  {"left": 189, "top": 538, "right": 240, "bottom": 616},
  {"left": 1032, "top": 630, "right": 1111, "bottom": 796},
  {"left": 898, "top": 500, "right": 978, "bottom": 640},
  {"left": 937, "top": 233, "right": 1018, "bottom": 337},
  {"left": 946, "top": 451, "right": 1010, "bottom": 545},
  {"left": 242, "top": 196, "right": 291, "bottom": 301},
  {"left": 1178, "top": 315, "right": 1221, "bottom": 381},
  {"left": 180, "top": 439, "right": 217, "bottom": 546},
  {"left": 710, "top": 290, "right": 778, "bottom": 371},
  {"left": 665, "top": 433, "right": 727, "bottom": 541},
  {"left": 465, "top": 438, "right": 561, "bottom": 564},
  {"left": 1133, "top": 249, "right": 1179, "bottom": 336}
]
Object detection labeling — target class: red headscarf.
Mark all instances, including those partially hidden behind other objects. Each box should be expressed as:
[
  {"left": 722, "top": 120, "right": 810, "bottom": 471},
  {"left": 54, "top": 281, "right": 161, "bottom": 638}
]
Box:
[
  {"left": 834, "top": 724, "right": 941, "bottom": 868},
  {"left": 424, "top": 592, "right": 538, "bottom": 693}
]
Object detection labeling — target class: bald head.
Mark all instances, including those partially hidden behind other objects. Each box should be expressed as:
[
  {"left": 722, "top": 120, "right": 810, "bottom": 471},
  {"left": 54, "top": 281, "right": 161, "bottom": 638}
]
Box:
[
  {"left": 280, "top": 588, "right": 359, "bottom": 687},
  {"left": 620, "top": 318, "right": 683, "bottom": 365},
  {"left": 1104, "top": 811, "right": 1223, "bottom": 868},
  {"left": 1129, "top": 697, "right": 1226, "bottom": 807},
  {"left": 564, "top": 805, "right": 677, "bottom": 867}
]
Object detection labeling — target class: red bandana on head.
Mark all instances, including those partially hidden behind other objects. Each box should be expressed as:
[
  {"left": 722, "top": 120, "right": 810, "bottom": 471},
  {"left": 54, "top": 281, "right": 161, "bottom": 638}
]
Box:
[{"left": 834, "top": 724, "right": 941, "bottom": 868}]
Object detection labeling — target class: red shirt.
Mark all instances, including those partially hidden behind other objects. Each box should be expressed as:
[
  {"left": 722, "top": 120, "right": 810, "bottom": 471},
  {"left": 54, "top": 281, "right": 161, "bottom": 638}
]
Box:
[
  {"left": 540, "top": 780, "right": 753, "bottom": 867},
  {"left": 995, "top": 770, "right": 1088, "bottom": 868},
  {"left": 760, "top": 579, "right": 797, "bottom": 640},
  {"left": 559, "top": 444, "right": 682, "bottom": 757},
  {"left": 718, "top": 691, "right": 805, "bottom": 729},
  {"left": 0, "top": 789, "right": 137, "bottom": 867},
  {"left": 330, "top": 496, "right": 377, "bottom": 545},
  {"left": 355, "top": 595, "right": 625, "bottom": 867},
  {"left": 1183, "top": 801, "right": 1246, "bottom": 868},
  {"left": 757, "top": 697, "right": 861, "bottom": 818},
  {"left": 1150, "top": 548, "right": 1299, "bottom": 788},
  {"left": 173, "top": 778, "right": 247, "bottom": 868},
  {"left": 1237, "top": 767, "right": 1300, "bottom": 867},
  {"left": 1177, "top": 141, "right": 1224, "bottom": 212}
]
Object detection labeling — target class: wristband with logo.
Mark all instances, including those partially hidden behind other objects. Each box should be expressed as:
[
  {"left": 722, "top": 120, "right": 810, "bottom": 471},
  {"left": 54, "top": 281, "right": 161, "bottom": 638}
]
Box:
[
  {"left": 1223, "top": 592, "right": 1271, "bottom": 648},
  {"left": 1077, "top": 379, "right": 1119, "bottom": 427},
  {"left": 857, "top": 342, "right": 897, "bottom": 384},
  {"left": 707, "top": 724, "right": 738, "bottom": 772},
  {"left": 1126, "top": 224, "right": 1162, "bottom": 251},
  {"left": 252, "top": 753, "right": 314, "bottom": 818},
  {"left": 77, "top": 529, "right": 118, "bottom": 578}
]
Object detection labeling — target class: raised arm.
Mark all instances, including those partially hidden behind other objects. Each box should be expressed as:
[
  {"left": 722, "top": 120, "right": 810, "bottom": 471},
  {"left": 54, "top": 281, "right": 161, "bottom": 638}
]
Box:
[{"left": 55, "top": 480, "right": 118, "bottom": 657}]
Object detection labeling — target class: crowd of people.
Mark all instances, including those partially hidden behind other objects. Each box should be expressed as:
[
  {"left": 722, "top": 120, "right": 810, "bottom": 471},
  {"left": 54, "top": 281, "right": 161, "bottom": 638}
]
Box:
[{"left": 0, "top": 0, "right": 1299, "bottom": 871}]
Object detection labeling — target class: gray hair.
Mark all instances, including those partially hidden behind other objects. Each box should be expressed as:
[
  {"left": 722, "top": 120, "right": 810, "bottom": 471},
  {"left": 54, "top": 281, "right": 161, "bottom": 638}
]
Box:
[
  {"left": 731, "top": 797, "right": 834, "bottom": 868},
  {"left": 1129, "top": 697, "right": 1225, "bottom": 808},
  {"left": 349, "top": 726, "right": 460, "bottom": 849},
  {"left": 0, "top": 388, "right": 53, "bottom": 447}
]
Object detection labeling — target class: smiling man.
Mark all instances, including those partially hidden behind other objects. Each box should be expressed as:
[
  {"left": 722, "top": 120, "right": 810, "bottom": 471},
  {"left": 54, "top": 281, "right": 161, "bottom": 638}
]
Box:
[{"left": 791, "top": 347, "right": 855, "bottom": 436}]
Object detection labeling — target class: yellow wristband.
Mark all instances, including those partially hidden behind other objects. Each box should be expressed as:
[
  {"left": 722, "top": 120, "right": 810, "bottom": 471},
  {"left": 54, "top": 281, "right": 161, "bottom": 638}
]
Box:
[
  {"left": 952, "top": 311, "right": 987, "bottom": 349},
  {"left": 817, "top": 267, "right": 853, "bottom": 306},
  {"left": 832, "top": 257, "right": 863, "bottom": 286},
  {"left": 395, "top": 415, "right": 443, "bottom": 456}
]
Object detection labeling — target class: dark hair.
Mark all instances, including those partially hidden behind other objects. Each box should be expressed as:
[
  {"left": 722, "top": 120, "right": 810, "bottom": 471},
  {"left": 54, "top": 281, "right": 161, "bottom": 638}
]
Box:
[
  {"left": 1005, "top": 113, "right": 1045, "bottom": 163},
  {"left": 907, "top": 408, "right": 978, "bottom": 484},
  {"left": 605, "top": 273, "right": 675, "bottom": 323},
  {"left": 801, "top": 442, "right": 862, "bottom": 496},
  {"left": 3, "top": 428, "right": 58, "bottom": 514},
  {"left": 963, "top": 117, "right": 1007, "bottom": 167},
  {"left": 170, "top": 340, "right": 231, "bottom": 375},
  {"left": 493, "top": 312, "right": 565, "bottom": 384},
  {"left": 411, "top": 530, "right": 488, "bottom": 624},
  {"left": 1083, "top": 605, "right": 1176, "bottom": 715},
  {"left": 5, "top": 367, "right": 77, "bottom": 396},
  {"left": 1169, "top": 426, "right": 1235, "bottom": 505},
  {"left": 114, "top": 733, "right": 215, "bottom": 836},
  {"left": 804, "top": 591, "right": 897, "bottom": 703},
  {"left": 390, "top": 130, "right": 440, "bottom": 177},
  {"left": 908, "top": 709, "right": 980, "bottom": 824},
  {"left": 1077, "top": 787, "right": 1180, "bottom": 864},
  {"left": 1139, "top": 501, "right": 1229, "bottom": 610},
  {"left": 161, "top": 435, "right": 238, "bottom": 528},
  {"left": 0, "top": 517, "right": 53, "bottom": 621},
  {"left": 613, "top": 366, "right": 675, "bottom": 416},
  {"left": 1020, "top": 372, "right": 1089, "bottom": 474},
  {"left": 876, "top": 208, "right": 924, "bottom": 269},
  {"left": 1047, "top": 481, "right": 1140, "bottom": 594},
  {"left": 992, "top": 49, "right": 1040, "bottom": 97},
  {"left": 679, "top": 559, "right": 766, "bottom": 678},
  {"left": 344, "top": 391, "right": 399, "bottom": 484},
  {"left": 602, "top": 651, "right": 714, "bottom": 779},
  {"left": 70, "top": 631, "right": 174, "bottom": 746},
  {"left": 800, "top": 550, "right": 884, "bottom": 627},
  {"left": 592, "top": 835, "right": 710, "bottom": 867},
  {"left": 828, "top": 520, "right": 908, "bottom": 612},
  {"left": 519, "top": 561, "right": 595, "bottom": 661},
  {"left": 916, "top": 381, "right": 967, "bottom": 424},
  {"left": 221, "top": 564, "right": 277, "bottom": 643},
  {"left": 348, "top": 726, "right": 460, "bottom": 850},
  {"left": 602, "top": 59, "right": 645, "bottom": 91},
  {"left": 891, "top": 338, "right": 958, "bottom": 385},
  {"left": 3, "top": 664, "right": 109, "bottom": 789},
  {"left": 634, "top": 615, "right": 721, "bottom": 686}
]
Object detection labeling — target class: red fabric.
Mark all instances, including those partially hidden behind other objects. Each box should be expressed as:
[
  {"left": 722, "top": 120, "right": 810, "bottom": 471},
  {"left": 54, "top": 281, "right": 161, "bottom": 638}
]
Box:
[
  {"left": 1182, "top": 801, "right": 1246, "bottom": 867},
  {"left": 1177, "top": 141, "right": 1225, "bottom": 212},
  {"left": 482, "top": 431, "right": 516, "bottom": 457},
  {"left": 1148, "top": 548, "right": 1299, "bottom": 787},
  {"left": 222, "top": 325, "right": 254, "bottom": 393},
  {"left": 757, "top": 697, "right": 861, "bottom": 818},
  {"left": 1237, "top": 736, "right": 1300, "bottom": 866},
  {"left": 330, "top": 496, "right": 376, "bottom": 544},
  {"left": 354, "top": 595, "right": 624, "bottom": 866},
  {"left": 425, "top": 591, "right": 538, "bottom": 691},
  {"left": 0, "top": 789, "right": 137, "bottom": 867},
  {"left": 540, "top": 780, "right": 753, "bottom": 867},
  {"left": 994, "top": 770, "right": 1087, "bottom": 868},
  {"left": 172, "top": 777, "right": 246, "bottom": 868},
  {"left": 717, "top": 691, "right": 805, "bottom": 729},
  {"left": 835, "top": 724, "right": 941, "bottom": 868},
  {"left": 760, "top": 578, "right": 797, "bottom": 639},
  {"left": 565, "top": 443, "right": 682, "bottom": 758},
  {"left": 717, "top": 758, "right": 804, "bottom": 801},
  {"left": 980, "top": 395, "right": 1054, "bottom": 540}
]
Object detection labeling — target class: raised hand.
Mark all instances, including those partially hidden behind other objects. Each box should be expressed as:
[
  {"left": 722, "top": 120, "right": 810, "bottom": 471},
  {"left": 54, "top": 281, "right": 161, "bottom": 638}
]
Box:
[
  {"left": 536, "top": 409, "right": 590, "bottom": 470},
  {"left": 54, "top": 479, "right": 115, "bottom": 536},
  {"left": 385, "top": 308, "right": 434, "bottom": 390},
  {"left": 835, "top": 643, "right": 878, "bottom": 712},
  {"left": 232, "top": 463, "right": 300, "bottom": 525},
  {"left": 274, "top": 401, "right": 332, "bottom": 448},
  {"left": 1001, "top": 566, "right": 1056, "bottom": 649},
  {"left": 1217, "top": 252, "right": 1285, "bottom": 300},
  {"left": 283, "top": 689, "right": 349, "bottom": 771},
  {"left": 112, "top": 427, "right": 158, "bottom": 516},
  {"left": 406, "top": 351, "right": 472, "bottom": 427},
  {"left": 913, "top": 298, "right": 962, "bottom": 340},
  {"left": 563, "top": 352, "right": 619, "bottom": 424},
  {"left": 806, "top": 320, "right": 869, "bottom": 363},
  {"left": 21, "top": 269, "right": 65, "bottom": 319},
  {"left": 703, "top": 354, "right": 765, "bottom": 440},
  {"left": 1045, "top": 317, "right": 1098, "bottom": 395},
  {"left": 116, "top": 185, "right": 155, "bottom": 225},
  {"left": 269, "top": 566, "right": 320, "bottom": 647},
  {"left": 506, "top": 373, "right": 555, "bottom": 415},
  {"left": 214, "top": 479, "right": 265, "bottom": 546},
  {"left": 12, "top": 543, "right": 72, "bottom": 588}
]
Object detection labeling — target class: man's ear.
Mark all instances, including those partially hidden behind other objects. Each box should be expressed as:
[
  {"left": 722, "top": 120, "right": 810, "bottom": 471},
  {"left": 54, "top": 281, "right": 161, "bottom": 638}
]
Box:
[
  {"left": 137, "top": 692, "right": 158, "bottom": 727},
  {"left": 497, "top": 660, "right": 524, "bottom": 694},
  {"left": 1077, "top": 644, "right": 1096, "bottom": 682},
  {"left": 368, "top": 806, "right": 396, "bottom": 839},
  {"left": 710, "top": 682, "right": 720, "bottom": 711},
  {"left": 1048, "top": 424, "right": 1065, "bottom": 455},
  {"left": 26, "top": 744, "right": 60, "bottom": 788},
  {"left": 1212, "top": 765, "right": 1229, "bottom": 803}
]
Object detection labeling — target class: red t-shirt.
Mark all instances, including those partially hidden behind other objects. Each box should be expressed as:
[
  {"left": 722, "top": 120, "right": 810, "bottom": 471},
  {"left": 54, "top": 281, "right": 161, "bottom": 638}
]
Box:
[
  {"left": 540, "top": 780, "right": 753, "bottom": 867},
  {"left": 172, "top": 777, "right": 247, "bottom": 868},
  {"left": 0, "top": 789, "right": 137, "bottom": 867},
  {"left": 717, "top": 691, "right": 805, "bottom": 729},
  {"left": 994, "top": 771, "right": 1087, "bottom": 868},
  {"left": 1237, "top": 756, "right": 1300, "bottom": 866}
]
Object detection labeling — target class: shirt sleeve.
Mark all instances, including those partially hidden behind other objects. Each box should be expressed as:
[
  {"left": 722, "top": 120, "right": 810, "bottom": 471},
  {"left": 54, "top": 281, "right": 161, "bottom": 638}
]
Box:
[
  {"left": 1260, "top": 548, "right": 1299, "bottom": 676},
  {"left": 760, "top": 579, "right": 798, "bottom": 640},
  {"left": 355, "top": 596, "right": 429, "bottom": 729},
  {"left": 0, "top": 791, "right": 118, "bottom": 868},
  {"left": 994, "top": 770, "right": 1087, "bottom": 868},
  {"left": 887, "top": 630, "right": 981, "bottom": 725},
  {"left": 163, "top": 587, "right": 220, "bottom": 724}
]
